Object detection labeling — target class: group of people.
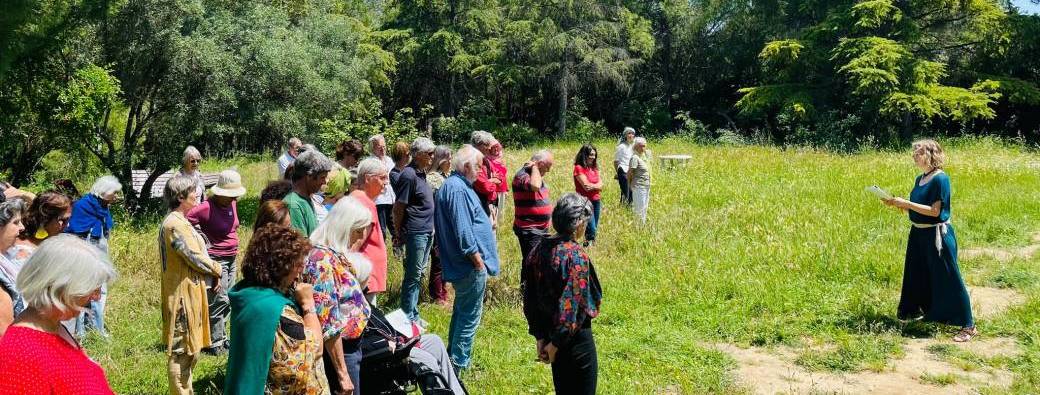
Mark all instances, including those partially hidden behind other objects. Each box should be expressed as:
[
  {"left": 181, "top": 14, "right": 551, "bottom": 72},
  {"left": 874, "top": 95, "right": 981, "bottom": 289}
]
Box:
[{"left": 0, "top": 128, "right": 977, "bottom": 394}]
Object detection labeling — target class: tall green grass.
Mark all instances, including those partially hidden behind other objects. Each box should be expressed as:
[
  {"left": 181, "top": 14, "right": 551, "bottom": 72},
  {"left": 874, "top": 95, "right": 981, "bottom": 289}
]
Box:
[{"left": 85, "top": 138, "right": 1040, "bottom": 393}]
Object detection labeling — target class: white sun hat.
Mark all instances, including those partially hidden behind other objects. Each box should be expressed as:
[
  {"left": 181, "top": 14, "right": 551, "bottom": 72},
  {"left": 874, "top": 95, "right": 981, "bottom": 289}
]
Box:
[{"left": 211, "top": 169, "right": 247, "bottom": 198}]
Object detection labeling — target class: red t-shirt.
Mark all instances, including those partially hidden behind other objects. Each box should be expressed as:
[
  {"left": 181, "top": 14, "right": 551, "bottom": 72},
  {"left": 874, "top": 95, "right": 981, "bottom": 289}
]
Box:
[
  {"left": 573, "top": 165, "right": 601, "bottom": 201},
  {"left": 0, "top": 326, "right": 115, "bottom": 394},
  {"left": 349, "top": 190, "right": 388, "bottom": 293},
  {"left": 490, "top": 158, "right": 509, "bottom": 193}
]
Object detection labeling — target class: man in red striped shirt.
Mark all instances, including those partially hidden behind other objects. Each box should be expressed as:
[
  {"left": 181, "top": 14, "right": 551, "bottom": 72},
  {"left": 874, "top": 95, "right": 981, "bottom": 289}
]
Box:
[{"left": 512, "top": 150, "right": 554, "bottom": 285}]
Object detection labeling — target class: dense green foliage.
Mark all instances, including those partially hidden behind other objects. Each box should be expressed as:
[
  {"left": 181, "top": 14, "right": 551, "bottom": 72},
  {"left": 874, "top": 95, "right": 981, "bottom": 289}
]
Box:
[{"left": 3, "top": 0, "right": 1040, "bottom": 191}]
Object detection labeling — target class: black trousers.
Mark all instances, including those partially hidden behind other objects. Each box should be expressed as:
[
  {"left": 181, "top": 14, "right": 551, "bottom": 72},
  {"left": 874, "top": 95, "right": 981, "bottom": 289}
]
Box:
[
  {"left": 551, "top": 328, "right": 597, "bottom": 395},
  {"left": 616, "top": 166, "right": 632, "bottom": 206}
]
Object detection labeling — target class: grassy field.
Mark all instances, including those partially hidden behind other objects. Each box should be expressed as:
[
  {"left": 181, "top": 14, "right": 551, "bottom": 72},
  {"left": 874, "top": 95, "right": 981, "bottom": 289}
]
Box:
[{"left": 79, "top": 138, "right": 1040, "bottom": 394}]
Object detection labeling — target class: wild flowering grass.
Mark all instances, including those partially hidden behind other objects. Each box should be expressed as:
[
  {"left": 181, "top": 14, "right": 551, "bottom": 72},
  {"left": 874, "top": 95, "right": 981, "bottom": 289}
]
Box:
[{"left": 86, "top": 138, "right": 1040, "bottom": 393}]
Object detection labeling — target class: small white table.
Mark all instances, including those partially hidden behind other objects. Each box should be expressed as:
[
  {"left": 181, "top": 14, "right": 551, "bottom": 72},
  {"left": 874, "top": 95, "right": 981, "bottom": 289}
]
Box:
[{"left": 658, "top": 154, "right": 692, "bottom": 169}]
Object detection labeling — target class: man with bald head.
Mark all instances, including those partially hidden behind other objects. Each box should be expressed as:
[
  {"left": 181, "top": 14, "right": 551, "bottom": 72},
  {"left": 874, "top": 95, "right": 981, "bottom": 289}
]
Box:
[{"left": 512, "top": 149, "right": 554, "bottom": 285}]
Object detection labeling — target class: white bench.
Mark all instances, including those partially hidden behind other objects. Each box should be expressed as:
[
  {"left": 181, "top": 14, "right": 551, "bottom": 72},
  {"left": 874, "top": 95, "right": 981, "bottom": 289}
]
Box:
[
  {"left": 658, "top": 154, "right": 692, "bottom": 169},
  {"left": 131, "top": 170, "right": 219, "bottom": 198}
]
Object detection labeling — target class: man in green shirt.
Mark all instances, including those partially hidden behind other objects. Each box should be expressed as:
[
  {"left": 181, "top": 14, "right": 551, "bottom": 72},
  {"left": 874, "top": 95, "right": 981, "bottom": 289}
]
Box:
[{"left": 284, "top": 148, "right": 334, "bottom": 236}]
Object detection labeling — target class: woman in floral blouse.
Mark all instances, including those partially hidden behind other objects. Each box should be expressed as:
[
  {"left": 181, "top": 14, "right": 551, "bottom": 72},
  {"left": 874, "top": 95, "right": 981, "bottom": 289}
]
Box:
[
  {"left": 522, "top": 193, "right": 603, "bottom": 395},
  {"left": 225, "top": 224, "right": 328, "bottom": 395},
  {"left": 304, "top": 198, "right": 374, "bottom": 394}
]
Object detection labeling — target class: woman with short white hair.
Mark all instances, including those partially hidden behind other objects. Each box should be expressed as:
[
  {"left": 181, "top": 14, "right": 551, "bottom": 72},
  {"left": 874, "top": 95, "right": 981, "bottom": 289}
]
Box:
[
  {"left": 0, "top": 234, "right": 117, "bottom": 392},
  {"left": 627, "top": 137, "right": 651, "bottom": 224},
  {"left": 64, "top": 174, "right": 122, "bottom": 339},
  {"left": 305, "top": 198, "right": 373, "bottom": 393},
  {"left": 180, "top": 145, "right": 206, "bottom": 204},
  {"left": 159, "top": 175, "right": 223, "bottom": 395}
]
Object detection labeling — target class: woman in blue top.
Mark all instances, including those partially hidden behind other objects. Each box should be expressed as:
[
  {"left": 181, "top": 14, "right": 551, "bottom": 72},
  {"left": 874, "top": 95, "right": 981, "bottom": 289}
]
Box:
[
  {"left": 884, "top": 139, "right": 976, "bottom": 342},
  {"left": 64, "top": 175, "right": 121, "bottom": 338}
]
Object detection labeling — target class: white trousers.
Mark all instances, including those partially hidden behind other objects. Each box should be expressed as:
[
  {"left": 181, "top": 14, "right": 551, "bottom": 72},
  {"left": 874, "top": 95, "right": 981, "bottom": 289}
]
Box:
[{"left": 632, "top": 185, "right": 650, "bottom": 223}]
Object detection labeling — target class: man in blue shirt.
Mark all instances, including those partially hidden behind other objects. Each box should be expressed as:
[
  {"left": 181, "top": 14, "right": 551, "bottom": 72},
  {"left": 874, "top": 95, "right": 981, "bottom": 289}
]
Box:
[{"left": 433, "top": 144, "right": 500, "bottom": 370}]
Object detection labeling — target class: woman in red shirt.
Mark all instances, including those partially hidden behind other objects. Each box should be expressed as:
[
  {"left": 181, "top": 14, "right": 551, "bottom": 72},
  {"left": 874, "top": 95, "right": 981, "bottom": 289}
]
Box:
[
  {"left": 0, "top": 234, "right": 118, "bottom": 394},
  {"left": 573, "top": 144, "right": 603, "bottom": 246}
]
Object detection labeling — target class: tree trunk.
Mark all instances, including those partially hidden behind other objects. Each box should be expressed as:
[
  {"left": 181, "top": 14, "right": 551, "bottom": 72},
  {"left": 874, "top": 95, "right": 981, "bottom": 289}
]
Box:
[
  {"left": 900, "top": 112, "right": 914, "bottom": 142},
  {"left": 556, "top": 69, "right": 568, "bottom": 138},
  {"left": 139, "top": 166, "right": 170, "bottom": 200}
]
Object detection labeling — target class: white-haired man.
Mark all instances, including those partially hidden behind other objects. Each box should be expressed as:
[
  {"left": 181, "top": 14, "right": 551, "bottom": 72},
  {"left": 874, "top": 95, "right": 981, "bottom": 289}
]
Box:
[
  {"left": 277, "top": 137, "right": 303, "bottom": 178},
  {"left": 349, "top": 157, "right": 391, "bottom": 304},
  {"left": 433, "top": 144, "right": 500, "bottom": 370},
  {"left": 469, "top": 130, "right": 500, "bottom": 216}
]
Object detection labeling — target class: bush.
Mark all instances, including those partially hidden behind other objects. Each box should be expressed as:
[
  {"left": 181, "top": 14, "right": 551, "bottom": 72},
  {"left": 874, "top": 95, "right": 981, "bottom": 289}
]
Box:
[{"left": 567, "top": 116, "right": 609, "bottom": 143}]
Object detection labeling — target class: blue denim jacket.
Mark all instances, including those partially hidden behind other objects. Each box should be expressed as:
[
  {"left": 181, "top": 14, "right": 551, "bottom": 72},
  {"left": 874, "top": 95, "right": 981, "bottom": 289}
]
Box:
[{"left": 434, "top": 173, "right": 500, "bottom": 282}]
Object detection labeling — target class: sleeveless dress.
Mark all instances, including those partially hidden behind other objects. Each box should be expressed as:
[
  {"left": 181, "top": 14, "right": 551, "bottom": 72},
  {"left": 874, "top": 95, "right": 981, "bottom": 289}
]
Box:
[{"left": 897, "top": 172, "right": 974, "bottom": 327}]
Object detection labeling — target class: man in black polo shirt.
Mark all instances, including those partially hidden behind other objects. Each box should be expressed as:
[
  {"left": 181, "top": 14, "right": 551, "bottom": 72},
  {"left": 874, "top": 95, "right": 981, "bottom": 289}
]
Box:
[{"left": 393, "top": 137, "right": 437, "bottom": 326}]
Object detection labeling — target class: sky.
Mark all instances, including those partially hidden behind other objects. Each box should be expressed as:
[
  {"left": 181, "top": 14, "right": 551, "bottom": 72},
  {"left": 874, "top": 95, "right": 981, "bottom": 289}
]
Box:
[{"left": 1012, "top": 0, "right": 1040, "bottom": 15}]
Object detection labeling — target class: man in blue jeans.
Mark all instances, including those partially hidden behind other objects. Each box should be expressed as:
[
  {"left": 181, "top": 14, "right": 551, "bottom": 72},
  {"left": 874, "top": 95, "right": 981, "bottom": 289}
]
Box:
[
  {"left": 434, "top": 145, "right": 500, "bottom": 370},
  {"left": 394, "top": 137, "right": 438, "bottom": 326}
]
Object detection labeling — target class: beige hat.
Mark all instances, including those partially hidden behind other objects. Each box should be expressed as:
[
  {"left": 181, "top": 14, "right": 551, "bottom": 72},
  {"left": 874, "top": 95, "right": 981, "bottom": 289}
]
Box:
[{"left": 211, "top": 170, "right": 247, "bottom": 198}]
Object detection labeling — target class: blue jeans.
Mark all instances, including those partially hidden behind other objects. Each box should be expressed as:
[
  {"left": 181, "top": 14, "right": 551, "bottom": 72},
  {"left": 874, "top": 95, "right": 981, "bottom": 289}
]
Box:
[
  {"left": 585, "top": 200, "right": 601, "bottom": 242},
  {"left": 76, "top": 283, "right": 108, "bottom": 338},
  {"left": 401, "top": 232, "right": 434, "bottom": 322},
  {"left": 447, "top": 267, "right": 487, "bottom": 369}
]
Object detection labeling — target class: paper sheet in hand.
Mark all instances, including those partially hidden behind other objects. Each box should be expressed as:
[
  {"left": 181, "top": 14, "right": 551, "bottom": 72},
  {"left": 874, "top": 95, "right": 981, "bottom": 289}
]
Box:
[
  {"left": 865, "top": 185, "right": 893, "bottom": 200},
  {"left": 384, "top": 309, "right": 426, "bottom": 338}
]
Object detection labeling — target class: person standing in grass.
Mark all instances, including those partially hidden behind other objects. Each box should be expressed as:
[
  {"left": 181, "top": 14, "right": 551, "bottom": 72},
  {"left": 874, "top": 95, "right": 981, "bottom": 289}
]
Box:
[
  {"left": 489, "top": 139, "right": 509, "bottom": 229},
  {"left": 627, "top": 137, "right": 652, "bottom": 224},
  {"left": 65, "top": 175, "right": 122, "bottom": 339},
  {"left": 512, "top": 150, "right": 554, "bottom": 283},
  {"left": 179, "top": 146, "right": 206, "bottom": 205},
  {"left": 186, "top": 170, "right": 246, "bottom": 356},
  {"left": 433, "top": 145, "right": 500, "bottom": 370},
  {"left": 369, "top": 135, "right": 396, "bottom": 245},
  {"left": 348, "top": 158, "right": 391, "bottom": 305},
  {"left": 573, "top": 144, "right": 603, "bottom": 246},
  {"left": 0, "top": 198, "right": 26, "bottom": 338},
  {"left": 884, "top": 139, "right": 977, "bottom": 342},
  {"left": 393, "top": 138, "right": 437, "bottom": 326},
  {"left": 470, "top": 131, "right": 501, "bottom": 219},
  {"left": 285, "top": 150, "right": 335, "bottom": 236},
  {"left": 278, "top": 137, "right": 303, "bottom": 179},
  {"left": 160, "top": 175, "right": 223, "bottom": 395},
  {"left": 613, "top": 127, "right": 636, "bottom": 206},
  {"left": 425, "top": 145, "right": 453, "bottom": 306},
  {"left": 523, "top": 193, "right": 602, "bottom": 395},
  {"left": 0, "top": 235, "right": 118, "bottom": 394},
  {"left": 389, "top": 141, "right": 412, "bottom": 256},
  {"left": 225, "top": 224, "right": 328, "bottom": 395}
]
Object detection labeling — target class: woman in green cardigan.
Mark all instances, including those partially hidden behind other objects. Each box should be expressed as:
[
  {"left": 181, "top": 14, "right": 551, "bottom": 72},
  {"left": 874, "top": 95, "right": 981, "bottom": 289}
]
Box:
[{"left": 225, "top": 224, "right": 329, "bottom": 394}]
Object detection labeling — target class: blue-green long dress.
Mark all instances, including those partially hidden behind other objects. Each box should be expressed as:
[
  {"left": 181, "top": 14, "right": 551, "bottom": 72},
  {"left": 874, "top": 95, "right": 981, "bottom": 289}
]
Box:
[{"left": 897, "top": 171, "right": 974, "bottom": 327}]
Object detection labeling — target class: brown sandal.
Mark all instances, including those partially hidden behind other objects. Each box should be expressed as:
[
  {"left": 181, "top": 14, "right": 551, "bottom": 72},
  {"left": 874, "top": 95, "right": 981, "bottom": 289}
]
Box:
[{"left": 953, "top": 327, "right": 978, "bottom": 342}]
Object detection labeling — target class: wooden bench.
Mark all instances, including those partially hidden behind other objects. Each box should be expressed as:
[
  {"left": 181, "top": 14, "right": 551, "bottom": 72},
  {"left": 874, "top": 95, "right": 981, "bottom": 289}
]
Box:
[
  {"left": 131, "top": 170, "right": 219, "bottom": 198},
  {"left": 658, "top": 154, "right": 692, "bottom": 169}
]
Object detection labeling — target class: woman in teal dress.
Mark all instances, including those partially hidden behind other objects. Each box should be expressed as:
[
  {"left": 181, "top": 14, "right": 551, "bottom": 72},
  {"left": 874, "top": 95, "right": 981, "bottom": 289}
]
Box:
[{"left": 884, "top": 139, "right": 976, "bottom": 342}]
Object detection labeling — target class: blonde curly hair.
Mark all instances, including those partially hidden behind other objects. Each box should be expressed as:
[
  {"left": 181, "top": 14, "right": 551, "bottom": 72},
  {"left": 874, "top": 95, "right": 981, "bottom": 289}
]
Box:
[{"left": 912, "top": 139, "right": 945, "bottom": 170}]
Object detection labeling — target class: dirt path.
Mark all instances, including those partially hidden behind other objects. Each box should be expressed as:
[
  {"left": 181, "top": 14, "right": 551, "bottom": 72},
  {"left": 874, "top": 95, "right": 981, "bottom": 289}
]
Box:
[{"left": 960, "top": 232, "right": 1040, "bottom": 263}]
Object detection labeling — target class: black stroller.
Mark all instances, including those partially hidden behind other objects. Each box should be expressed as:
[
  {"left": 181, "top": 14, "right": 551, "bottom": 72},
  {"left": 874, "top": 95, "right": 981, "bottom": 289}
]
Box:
[{"left": 359, "top": 306, "right": 467, "bottom": 395}]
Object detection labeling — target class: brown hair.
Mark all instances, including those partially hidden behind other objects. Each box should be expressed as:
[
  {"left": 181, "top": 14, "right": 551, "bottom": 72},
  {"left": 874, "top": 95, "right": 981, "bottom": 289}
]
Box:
[
  {"left": 391, "top": 141, "right": 411, "bottom": 163},
  {"left": 912, "top": 139, "right": 945, "bottom": 170},
  {"left": 242, "top": 224, "right": 311, "bottom": 290},
  {"left": 22, "top": 191, "right": 71, "bottom": 239},
  {"left": 335, "top": 140, "right": 365, "bottom": 162},
  {"left": 254, "top": 200, "right": 290, "bottom": 230}
]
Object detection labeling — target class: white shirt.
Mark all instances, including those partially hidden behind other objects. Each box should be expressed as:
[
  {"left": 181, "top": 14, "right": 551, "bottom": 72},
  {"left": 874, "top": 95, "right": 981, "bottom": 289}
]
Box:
[
  {"left": 277, "top": 151, "right": 295, "bottom": 178},
  {"left": 373, "top": 155, "right": 396, "bottom": 205},
  {"left": 614, "top": 142, "right": 634, "bottom": 172}
]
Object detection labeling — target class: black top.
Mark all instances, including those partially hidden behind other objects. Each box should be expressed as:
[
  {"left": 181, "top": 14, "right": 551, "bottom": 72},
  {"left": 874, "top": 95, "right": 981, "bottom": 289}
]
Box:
[{"left": 393, "top": 163, "right": 435, "bottom": 234}]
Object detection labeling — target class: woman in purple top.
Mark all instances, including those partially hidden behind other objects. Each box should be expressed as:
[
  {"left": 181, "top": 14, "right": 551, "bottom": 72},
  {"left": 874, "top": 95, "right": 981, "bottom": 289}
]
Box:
[{"left": 186, "top": 169, "right": 246, "bottom": 355}]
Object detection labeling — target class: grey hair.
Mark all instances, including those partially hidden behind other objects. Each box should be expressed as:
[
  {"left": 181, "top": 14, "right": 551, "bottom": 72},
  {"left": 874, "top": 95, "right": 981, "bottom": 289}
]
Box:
[
  {"left": 551, "top": 193, "right": 593, "bottom": 237},
  {"left": 288, "top": 137, "right": 302, "bottom": 148},
  {"left": 470, "top": 130, "right": 495, "bottom": 147},
  {"left": 17, "top": 234, "right": 117, "bottom": 315},
  {"left": 432, "top": 145, "right": 452, "bottom": 171},
  {"left": 368, "top": 134, "right": 386, "bottom": 148},
  {"left": 531, "top": 149, "right": 552, "bottom": 162},
  {"left": 620, "top": 127, "right": 636, "bottom": 143},
  {"left": 410, "top": 137, "right": 436, "bottom": 156},
  {"left": 182, "top": 145, "right": 201, "bottom": 165},
  {"left": 0, "top": 198, "right": 26, "bottom": 227},
  {"left": 633, "top": 137, "right": 648, "bottom": 146},
  {"left": 291, "top": 149, "right": 335, "bottom": 181},
  {"left": 164, "top": 174, "right": 198, "bottom": 211},
  {"left": 298, "top": 144, "right": 318, "bottom": 154},
  {"left": 310, "top": 197, "right": 372, "bottom": 255},
  {"left": 355, "top": 157, "right": 388, "bottom": 187},
  {"left": 90, "top": 175, "right": 122, "bottom": 197},
  {"left": 452, "top": 144, "right": 484, "bottom": 174}
]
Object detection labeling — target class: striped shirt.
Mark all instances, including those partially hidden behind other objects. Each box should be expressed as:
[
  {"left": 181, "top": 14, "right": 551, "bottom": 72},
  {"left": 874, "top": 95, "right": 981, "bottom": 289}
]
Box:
[{"left": 512, "top": 166, "right": 552, "bottom": 230}]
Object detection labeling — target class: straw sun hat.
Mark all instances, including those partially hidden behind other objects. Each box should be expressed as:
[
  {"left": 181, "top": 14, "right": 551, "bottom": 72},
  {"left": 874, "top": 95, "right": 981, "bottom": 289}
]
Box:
[{"left": 211, "top": 170, "right": 247, "bottom": 198}]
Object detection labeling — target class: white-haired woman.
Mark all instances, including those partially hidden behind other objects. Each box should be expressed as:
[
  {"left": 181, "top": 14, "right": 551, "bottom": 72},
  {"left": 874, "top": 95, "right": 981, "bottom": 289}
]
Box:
[
  {"left": 627, "top": 137, "right": 652, "bottom": 224},
  {"left": 0, "top": 199, "right": 27, "bottom": 337},
  {"left": 160, "top": 175, "right": 223, "bottom": 395},
  {"left": 180, "top": 146, "right": 206, "bottom": 204},
  {"left": 0, "top": 235, "right": 117, "bottom": 393},
  {"left": 305, "top": 198, "right": 373, "bottom": 393},
  {"left": 349, "top": 157, "right": 391, "bottom": 304},
  {"left": 523, "top": 193, "right": 602, "bottom": 394},
  {"left": 614, "top": 127, "right": 636, "bottom": 206},
  {"left": 65, "top": 175, "right": 121, "bottom": 338}
]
